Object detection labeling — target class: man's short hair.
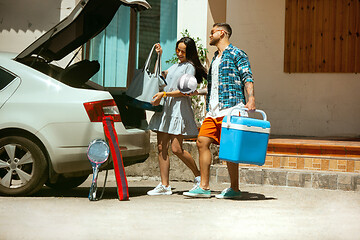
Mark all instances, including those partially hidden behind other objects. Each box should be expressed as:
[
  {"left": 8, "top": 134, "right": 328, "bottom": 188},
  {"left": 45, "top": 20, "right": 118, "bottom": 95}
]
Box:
[{"left": 213, "top": 23, "right": 232, "bottom": 38}]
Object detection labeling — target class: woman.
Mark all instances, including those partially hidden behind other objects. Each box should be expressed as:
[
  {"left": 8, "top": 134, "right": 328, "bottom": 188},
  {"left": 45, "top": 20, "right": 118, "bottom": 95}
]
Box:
[{"left": 147, "top": 37, "right": 207, "bottom": 196}]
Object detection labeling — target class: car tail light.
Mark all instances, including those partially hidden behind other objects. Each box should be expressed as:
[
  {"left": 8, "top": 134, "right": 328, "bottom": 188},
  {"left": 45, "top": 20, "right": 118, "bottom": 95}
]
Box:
[{"left": 83, "top": 99, "right": 121, "bottom": 122}]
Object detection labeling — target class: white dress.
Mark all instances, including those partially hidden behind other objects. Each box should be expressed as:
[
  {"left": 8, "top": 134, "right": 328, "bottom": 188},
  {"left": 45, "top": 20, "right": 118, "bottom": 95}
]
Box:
[{"left": 148, "top": 62, "right": 198, "bottom": 137}]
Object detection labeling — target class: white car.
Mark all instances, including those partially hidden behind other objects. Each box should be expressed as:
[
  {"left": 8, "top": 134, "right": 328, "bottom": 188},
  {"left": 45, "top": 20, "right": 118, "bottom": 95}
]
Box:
[{"left": 0, "top": 0, "right": 151, "bottom": 196}]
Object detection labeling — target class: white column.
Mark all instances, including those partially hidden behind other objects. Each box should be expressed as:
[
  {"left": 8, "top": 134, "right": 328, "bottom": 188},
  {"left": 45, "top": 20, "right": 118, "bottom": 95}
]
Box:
[{"left": 177, "top": 0, "right": 208, "bottom": 47}]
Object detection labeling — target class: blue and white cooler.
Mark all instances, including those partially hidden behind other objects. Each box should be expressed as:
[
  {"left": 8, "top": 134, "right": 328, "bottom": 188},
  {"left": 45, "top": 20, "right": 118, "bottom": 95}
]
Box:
[{"left": 219, "top": 108, "right": 271, "bottom": 166}]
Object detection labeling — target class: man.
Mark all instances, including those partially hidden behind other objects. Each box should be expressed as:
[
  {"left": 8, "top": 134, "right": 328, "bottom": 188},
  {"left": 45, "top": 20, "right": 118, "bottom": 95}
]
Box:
[{"left": 183, "top": 23, "right": 256, "bottom": 199}]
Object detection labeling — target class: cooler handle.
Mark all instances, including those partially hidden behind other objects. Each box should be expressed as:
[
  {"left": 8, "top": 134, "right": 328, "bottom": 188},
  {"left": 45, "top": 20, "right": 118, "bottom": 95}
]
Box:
[{"left": 226, "top": 108, "right": 267, "bottom": 127}]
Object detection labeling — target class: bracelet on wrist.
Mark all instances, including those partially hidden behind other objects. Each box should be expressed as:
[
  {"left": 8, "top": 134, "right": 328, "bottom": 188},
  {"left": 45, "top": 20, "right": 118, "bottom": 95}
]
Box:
[{"left": 163, "top": 92, "right": 167, "bottom": 98}]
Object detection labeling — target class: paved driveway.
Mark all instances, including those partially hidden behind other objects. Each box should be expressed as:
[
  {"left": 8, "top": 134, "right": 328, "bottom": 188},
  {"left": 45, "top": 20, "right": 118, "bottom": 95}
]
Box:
[{"left": 1, "top": 172, "right": 359, "bottom": 240}]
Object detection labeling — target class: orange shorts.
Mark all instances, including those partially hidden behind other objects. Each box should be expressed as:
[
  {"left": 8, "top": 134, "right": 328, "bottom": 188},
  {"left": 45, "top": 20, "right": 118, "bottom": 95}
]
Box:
[{"left": 198, "top": 117, "right": 224, "bottom": 145}]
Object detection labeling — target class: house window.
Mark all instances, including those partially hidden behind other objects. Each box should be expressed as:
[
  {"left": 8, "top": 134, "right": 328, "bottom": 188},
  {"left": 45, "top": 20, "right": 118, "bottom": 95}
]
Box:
[
  {"left": 137, "top": 0, "right": 178, "bottom": 71},
  {"left": 284, "top": 0, "right": 360, "bottom": 73},
  {"left": 86, "top": 0, "right": 177, "bottom": 88},
  {"left": 87, "top": 6, "right": 131, "bottom": 88}
]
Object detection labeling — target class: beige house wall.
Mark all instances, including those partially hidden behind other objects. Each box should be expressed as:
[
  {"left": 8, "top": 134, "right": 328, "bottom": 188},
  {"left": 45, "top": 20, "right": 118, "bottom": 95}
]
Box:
[
  {"left": 0, "top": 0, "right": 79, "bottom": 67},
  {"left": 207, "top": 0, "right": 360, "bottom": 137},
  {"left": 177, "top": 0, "right": 208, "bottom": 46},
  {"left": 206, "top": 0, "right": 226, "bottom": 66}
]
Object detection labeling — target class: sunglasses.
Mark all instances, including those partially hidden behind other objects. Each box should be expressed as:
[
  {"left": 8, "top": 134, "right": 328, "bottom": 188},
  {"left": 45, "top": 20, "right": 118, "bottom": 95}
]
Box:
[
  {"left": 210, "top": 29, "right": 228, "bottom": 36},
  {"left": 176, "top": 48, "right": 186, "bottom": 55}
]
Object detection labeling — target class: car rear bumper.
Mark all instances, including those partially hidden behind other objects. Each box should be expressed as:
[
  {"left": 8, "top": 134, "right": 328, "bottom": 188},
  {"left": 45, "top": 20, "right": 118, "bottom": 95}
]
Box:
[{"left": 36, "top": 122, "right": 150, "bottom": 174}]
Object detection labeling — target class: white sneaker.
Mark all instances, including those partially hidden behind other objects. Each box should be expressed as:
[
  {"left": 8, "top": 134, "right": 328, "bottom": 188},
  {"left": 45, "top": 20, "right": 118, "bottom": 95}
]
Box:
[
  {"left": 147, "top": 183, "right": 172, "bottom": 196},
  {"left": 190, "top": 176, "right": 201, "bottom": 191}
]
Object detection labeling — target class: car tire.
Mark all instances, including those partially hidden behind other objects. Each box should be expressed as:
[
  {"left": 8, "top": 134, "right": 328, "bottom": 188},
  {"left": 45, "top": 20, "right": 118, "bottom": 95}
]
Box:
[
  {"left": 0, "top": 136, "right": 48, "bottom": 196},
  {"left": 45, "top": 175, "right": 89, "bottom": 190}
]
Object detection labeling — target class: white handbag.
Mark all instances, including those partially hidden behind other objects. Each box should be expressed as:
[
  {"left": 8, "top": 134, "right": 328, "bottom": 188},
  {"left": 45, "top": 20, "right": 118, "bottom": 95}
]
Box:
[{"left": 126, "top": 44, "right": 166, "bottom": 111}]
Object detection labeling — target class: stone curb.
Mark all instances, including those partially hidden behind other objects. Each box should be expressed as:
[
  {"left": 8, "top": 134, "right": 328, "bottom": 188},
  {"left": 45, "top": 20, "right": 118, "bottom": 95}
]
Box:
[
  {"left": 212, "top": 165, "right": 360, "bottom": 191},
  {"left": 125, "top": 140, "right": 360, "bottom": 191}
]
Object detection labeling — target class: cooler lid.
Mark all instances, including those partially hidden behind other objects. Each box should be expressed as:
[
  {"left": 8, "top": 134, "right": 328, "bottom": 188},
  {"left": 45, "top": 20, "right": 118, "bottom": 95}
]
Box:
[{"left": 222, "top": 115, "right": 271, "bottom": 134}]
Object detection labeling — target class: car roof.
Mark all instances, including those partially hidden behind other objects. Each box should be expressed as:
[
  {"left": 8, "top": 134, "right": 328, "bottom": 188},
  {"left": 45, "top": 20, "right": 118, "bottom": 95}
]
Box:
[{"left": 15, "top": 0, "right": 150, "bottom": 62}]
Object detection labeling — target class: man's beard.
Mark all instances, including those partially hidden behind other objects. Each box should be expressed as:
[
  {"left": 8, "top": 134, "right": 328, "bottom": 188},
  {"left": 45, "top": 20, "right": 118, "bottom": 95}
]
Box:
[{"left": 209, "top": 38, "right": 219, "bottom": 46}]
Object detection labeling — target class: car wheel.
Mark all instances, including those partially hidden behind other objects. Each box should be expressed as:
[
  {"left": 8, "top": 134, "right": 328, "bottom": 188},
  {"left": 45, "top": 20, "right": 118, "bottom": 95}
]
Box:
[
  {"left": 0, "top": 136, "right": 48, "bottom": 196},
  {"left": 46, "top": 175, "right": 89, "bottom": 190}
]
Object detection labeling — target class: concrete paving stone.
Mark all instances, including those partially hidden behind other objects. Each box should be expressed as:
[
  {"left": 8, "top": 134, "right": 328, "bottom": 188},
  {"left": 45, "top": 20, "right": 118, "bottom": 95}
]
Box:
[
  {"left": 169, "top": 155, "right": 196, "bottom": 182},
  {"left": 209, "top": 144, "right": 220, "bottom": 164},
  {"left": 355, "top": 175, "right": 360, "bottom": 191},
  {"left": 303, "top": 173, "right": 313, "bottom": 188},
  {"left": 286, "top": 171, "right": 312, "bottom": 188},
  {"left": 209, "top": 166, "right": 218, "bottom": 184},
  {"left": 313, "top": 173, "right": 338, "bottom": 190},
  {"left": 287, "top": 171, "right": 303, "bottom": 187},
  {"left": 337, "top": 174, "right": 356, "bottom": 191},
  {"left": 263, "top": 169, "right": 288, "bottom": 186},
  {"left": 240, "top": 168, "right": 264, "bottom": 185},
  {"left": 215, "top": 165, "right": 229, "bottom": 183}
]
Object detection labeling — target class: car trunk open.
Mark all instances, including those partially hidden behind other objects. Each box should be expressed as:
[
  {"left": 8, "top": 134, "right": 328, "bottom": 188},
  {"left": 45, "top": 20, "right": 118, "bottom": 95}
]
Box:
[{"left": 15, "top": 0, "right": 151, "bottom": 129}]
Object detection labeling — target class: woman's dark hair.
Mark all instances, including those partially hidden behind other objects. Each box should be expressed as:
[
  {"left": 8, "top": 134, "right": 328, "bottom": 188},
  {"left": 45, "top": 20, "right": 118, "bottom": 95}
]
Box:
[{"left": 176, "top": 37, "right": 207, "bottom": 83}]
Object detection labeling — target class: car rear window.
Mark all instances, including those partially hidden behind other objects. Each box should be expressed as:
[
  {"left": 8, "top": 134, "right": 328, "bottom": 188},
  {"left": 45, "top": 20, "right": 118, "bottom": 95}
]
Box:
[{"left": 0, "top": 68, "right": 16, "bottom": 90}]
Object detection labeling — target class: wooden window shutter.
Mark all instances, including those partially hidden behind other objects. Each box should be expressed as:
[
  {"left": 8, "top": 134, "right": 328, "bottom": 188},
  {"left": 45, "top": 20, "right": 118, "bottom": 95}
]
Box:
[{"left": 284, "top": 0, "right": 360, "bottom": 73}]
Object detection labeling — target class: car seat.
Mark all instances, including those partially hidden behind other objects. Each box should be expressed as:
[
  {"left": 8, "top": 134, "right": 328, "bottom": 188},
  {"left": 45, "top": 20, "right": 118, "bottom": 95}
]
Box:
[{"left": 59, "top": 60, "right": 100, "bottom": 88}]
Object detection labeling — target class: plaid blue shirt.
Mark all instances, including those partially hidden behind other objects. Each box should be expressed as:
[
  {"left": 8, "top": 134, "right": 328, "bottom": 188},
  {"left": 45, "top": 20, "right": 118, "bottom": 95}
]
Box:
[{"left": 206, "top": 44, "right": 254, "bottom": 111}]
